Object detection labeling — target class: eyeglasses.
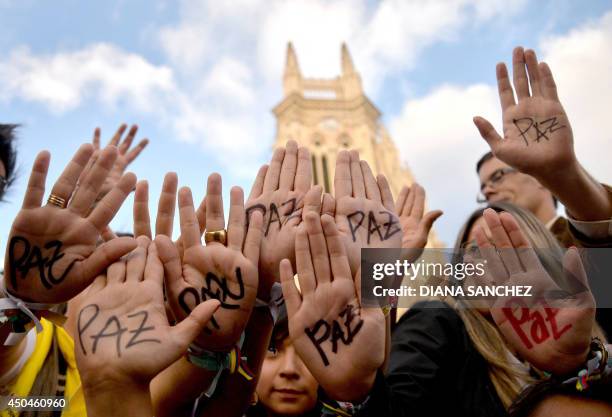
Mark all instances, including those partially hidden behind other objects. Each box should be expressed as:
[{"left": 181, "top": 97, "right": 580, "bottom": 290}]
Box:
[
  {"left": 0, "top": 176, "right": 7, "bottom": 199},
  {"left": 476, "top": 168, "right": 517, "bottom": 203}
]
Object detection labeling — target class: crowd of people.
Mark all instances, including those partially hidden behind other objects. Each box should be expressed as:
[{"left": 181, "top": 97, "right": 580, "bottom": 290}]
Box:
[{"left": 0, "top": 47, "right": 610, "bottom": 417}]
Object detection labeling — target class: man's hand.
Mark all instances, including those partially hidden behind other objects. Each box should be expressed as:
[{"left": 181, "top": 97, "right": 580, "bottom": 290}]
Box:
[
  {"left": 4, "top": 144, "right": 137, "bottom": 303},
  {"left": 280, "top": 213, "right": 384, "bottom": 402},
  {"left": 473, "top": 47, "right": 575, "bottom": 178},
  {"left": 474, "top": 209, "right": 595, "bottom": 375}
]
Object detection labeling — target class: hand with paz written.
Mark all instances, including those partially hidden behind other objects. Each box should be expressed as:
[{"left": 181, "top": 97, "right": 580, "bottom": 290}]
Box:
[{"left": 4, "top": 144, "right": 137, "bottom": 303}]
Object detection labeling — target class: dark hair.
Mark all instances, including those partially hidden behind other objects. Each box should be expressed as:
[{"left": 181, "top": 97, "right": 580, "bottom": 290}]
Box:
[
  {"left": 0, "top": 124, "right": 18, "bottom": 200},
  {"left": 476, "top": 151, "right": 495, "bottom": 174},
  {"left": 509, "top": 374, "right": 611, "bottom": 417},
  {"left": 269, "top": 317, "right": 290, "bottom": 354},
  {"left": 475, "top": 151, "right": 558, "bottom": 208}
]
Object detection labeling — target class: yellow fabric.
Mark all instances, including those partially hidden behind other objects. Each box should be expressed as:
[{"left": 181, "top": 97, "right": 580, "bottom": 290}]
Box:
[{"left": 1, "top": 319, "right": 86, "bottom": 417}]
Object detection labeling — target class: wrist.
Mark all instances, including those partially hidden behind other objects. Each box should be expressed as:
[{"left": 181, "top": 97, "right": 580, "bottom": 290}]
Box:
[{"left": 82, "top": 376, "right": 152, "bottom": 417}]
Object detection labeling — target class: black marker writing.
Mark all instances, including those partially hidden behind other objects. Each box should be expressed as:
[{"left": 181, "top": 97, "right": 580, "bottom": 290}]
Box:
[{"left": 513, "top": 117, "right": 567, "bottom": 146}]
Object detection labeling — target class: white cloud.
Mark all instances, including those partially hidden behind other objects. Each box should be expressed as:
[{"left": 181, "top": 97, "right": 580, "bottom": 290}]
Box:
[
  {"left": 539, "top": 11, "right": 612, "bottom": 185},
  {"left": 390, "top": 84, "right": 499, "bottom": 244},
  {"left": 389, "top": 10, "right": 612, "bottom": 244},
  {"left": 0, "top": 43, "right": 175, "bottom": 113},
  {"left": 200, "top": 57, "right": 254, "bottom": 105}
]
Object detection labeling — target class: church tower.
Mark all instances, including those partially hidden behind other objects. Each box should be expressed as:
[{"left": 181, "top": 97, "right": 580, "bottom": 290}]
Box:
[
  {"left": 273, "top": 42, "right": 415, "bottom": 198},
  {"left": 272, "top": 42, "right": 442, "bottom": 247}
]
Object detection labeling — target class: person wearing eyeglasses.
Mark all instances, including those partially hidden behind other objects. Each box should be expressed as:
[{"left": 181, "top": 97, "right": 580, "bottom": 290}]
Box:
[
  {"left": 0, "top": 124, "right": 17, "bottom": 202},
  {"left": 473, "top": 47, "right": 611, "bottom": 250}
]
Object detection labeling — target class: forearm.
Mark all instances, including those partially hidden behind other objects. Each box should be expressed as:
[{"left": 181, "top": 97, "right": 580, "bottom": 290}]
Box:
[
  {"left": 196, "top": 307, "right": 273, "bottom": 417},
  {"left": 150, "top": 357, "right": 217, "bottom": 417},
  {"left": 83, "top": 379, "right": 152, "bottom": 417},
  {"left": 538, "top": 159, "right": 611, "bottom": 221}
]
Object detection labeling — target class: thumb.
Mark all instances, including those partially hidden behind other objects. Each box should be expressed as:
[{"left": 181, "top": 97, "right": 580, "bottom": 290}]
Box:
[
  {"left": 419, "top": 210, "right": 443, "bottom": 235},
  {"left": 303, "top": 185, "right": 323, "bottom": 216},
  {"left": 321, "top": 193, "right": 336, "bottom": 217},
  {"left": 154, "top": 235, "right": 183, "bottom": 289},
  {"left": 80, "top": 237, "right": 137, "bottom": 284},
  {"left": 473, "top": 116, "right": 503, "bottom": 151},
  {"left": 171, "top": 299, "right": 221, "bottom": 349}
]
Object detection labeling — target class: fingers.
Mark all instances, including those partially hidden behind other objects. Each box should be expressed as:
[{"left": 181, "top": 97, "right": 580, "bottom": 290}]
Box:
[
  {"left": 49, "top": 143, "right": 94, "bottom": 203},
  {"left": 69, "top": 145, "right": 118, "bottom": 214},
  {"left": 473, "top": 116, "right": 503, "bottom": 151},
  {"left": 227, "top": 186, "right": 245, "bottom": 251},
  {"left": 377, "top": 174, "right": 395, "bottom": 212},
  {"left": 305, "top": 212, "right": 331, "bottom": 285},
  {"left": 280, "top": 259, "right": 301, "bottom": 319},
  {"left": 87, "top": 172, "right": 137, "bottom": 232},
  {"left": 178, "top": 187, "right": 201, "bottom": 249},
  {"left": 106, "top": 259, "right": 127, "bottom": 285},
  {"left": 118, "top": 125, "right": 138, "bottom": 154},
  {"left": 22, "top": 151, "right": 50, "bottom": 209},
  {"left": 334, "top": 150, "right": 352, "bottom": 198},
  {"left": 154, "top": 235, "right": 183, "bottom": 289},
  {"left": 79, "top": 237, "right": 137, "bottom": 286},
  {"left": 538, "top": 62, "right": 560, "bottom": 101},
  {"left": 303, "top": 185, "right": 323, "bottom": 216},
  {"left": 263, "top": 148, "right": 285, "bottom": 193},
  {"left": 133, "top": 180, "right": 152, "bottom": 238},
  {"left": 205, "top": 173, "right": 225, "bottom": 238},
  {"left": 125, "top": 236, "right": 149, "bottom": 282},
  {"left": 412, "top": 183, "right": 425, "bottom": 220},
  {"left": 349, "top": 150, "right": 365, "bottom": 198},
  {"left": 562, "top": 247, "right": 591, "bottom": 293},
  {"left": 125, "top": 139, "right": 149, "bottom": 164},
  {"left": 482, "top": 208, "right": 523, "bottom": 274},
  {"left": 92, "top": 127, "right": 101, "bottom": 149},
  {"left": 294, "top": 147, "right": 312, "bottom": 194},
  {"left": 360, "top": 161, "right": 381, "bottom": 202},
  {"left": 499, "top": 212, "right": 540, "bottom": 271},
  {"left": 144, "top": 238, "right": 164, "bottom": 287},
  {"left": 395, "top": 186, "right": 409, "bottom": 216},
  {"left": 524, "top": 49, "right": 542, "bottom": 97},
  {"left": 172, "top": 300, "right": 221, "bottom": 350},
  {"left": 248, "top": 164, "right": 268, "bottom": 200},
  {"left": 101, "top": 226, "right": 118, "bottom": 242},
  {"left": 321, "top": 214, "right": 352, "bottom": 282},
  {"left": 496, "top": 62, "right": 516, "bottom": 111},
  {"left": 295, "top": 225, "right": 316, "bottom": 295},
  {"left": 512, "top": 46, "right": 530, "bottom": 100},
  {"left": 155, "top": 172, "right": 178, "bottom": 237},
  {"left": 279, "top": 140, "right": 298, "bottom": 191},
  {"left": 243, "top": 210, "right": 263, "bottom": 266},
  {"left": 108, "top": 124, "right": 127, "bottom": 146},
  {"left": 473, "top": 226, "right": 507, "bottom": 283},
  {"left": 321, "top": 193, "right": 336, "bottom": 217}
]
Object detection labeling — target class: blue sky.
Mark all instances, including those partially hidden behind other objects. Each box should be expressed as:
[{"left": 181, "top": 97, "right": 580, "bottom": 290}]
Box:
[{"left": 1, "top": 0, "right": 612, "bottom": 260}]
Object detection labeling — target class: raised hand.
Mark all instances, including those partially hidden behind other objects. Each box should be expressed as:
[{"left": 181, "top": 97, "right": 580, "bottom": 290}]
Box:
[
  {"left": 245, "top": 140, "right": 316, "bottom": 286},
  {"left": 156, "top": 174, "right": 263, "bottom": 351},
  {"left": 474, "top": 209, "right": 595, "bottom": 375},
  {"left": 87, "top": 124, "right": 149, "bottom": 201},
  {"left": 4, "top": 145, "right": 137, "bottom": 303},
  {"left": 473, "top": 47, "right": 574, "bottom": 178},
  {"left": 75, "top": 237, "right": 219, "bottom": 404},
  {"left": 334, "top": 150, "right": 402, "bottom": 274},
  {"left": 280, "top": 213, "right": 384, "bottom": 401},
  {"left": 395, "top": 183, "right": 442, "bottom": 262}
]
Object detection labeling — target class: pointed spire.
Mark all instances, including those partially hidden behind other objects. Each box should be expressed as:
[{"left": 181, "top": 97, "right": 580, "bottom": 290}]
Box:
[
  {"left": 341, "top": 42, "right": 356, "bottom": 75},
  {"left": 285, "top": 42, "right": 301, "bottom": 77}
]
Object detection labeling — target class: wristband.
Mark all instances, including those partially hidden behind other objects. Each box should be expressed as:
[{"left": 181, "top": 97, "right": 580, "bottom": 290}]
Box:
[
  {"left": 185, "top": 333, "right": 254, "bottom": 398},
  {"left": 561, "top": 338, "right": 611, "bottom": 391},
  {"left": 321, "top": 397, "right": 370, "bottom": 416}
]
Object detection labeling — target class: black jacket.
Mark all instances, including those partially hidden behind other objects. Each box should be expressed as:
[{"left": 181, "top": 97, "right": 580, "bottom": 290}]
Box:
[{"left": 358, "top": 300, "right": 507, "bottom": 417}]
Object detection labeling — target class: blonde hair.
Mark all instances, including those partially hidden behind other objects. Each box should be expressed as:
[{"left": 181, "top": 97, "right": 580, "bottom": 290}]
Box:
[{"left": 450, "top": 202, "right": 605, "bottom": 408}]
